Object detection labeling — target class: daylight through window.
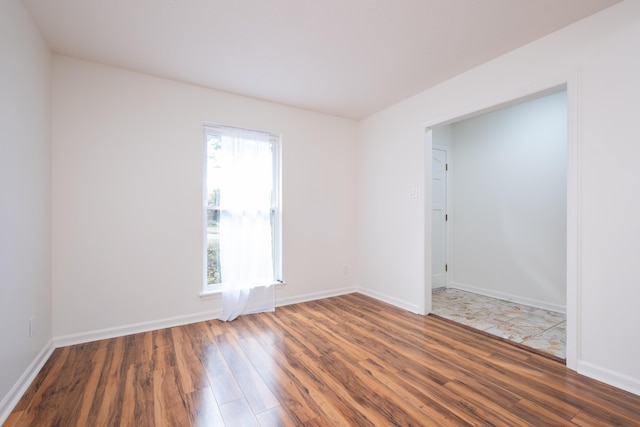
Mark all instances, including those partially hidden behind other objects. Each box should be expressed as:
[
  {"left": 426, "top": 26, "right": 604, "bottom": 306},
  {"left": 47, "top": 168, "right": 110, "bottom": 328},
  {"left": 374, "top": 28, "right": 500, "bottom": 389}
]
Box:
[{"left": 204, "top": 125, "right": 281, "bottom": 291}]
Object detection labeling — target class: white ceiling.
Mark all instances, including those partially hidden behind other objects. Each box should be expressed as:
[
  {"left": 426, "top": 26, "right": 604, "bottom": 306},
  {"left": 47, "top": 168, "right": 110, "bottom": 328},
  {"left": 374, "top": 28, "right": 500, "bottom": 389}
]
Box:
[{"left": 24, "top": 0, "right": 619, "bottom": 119}]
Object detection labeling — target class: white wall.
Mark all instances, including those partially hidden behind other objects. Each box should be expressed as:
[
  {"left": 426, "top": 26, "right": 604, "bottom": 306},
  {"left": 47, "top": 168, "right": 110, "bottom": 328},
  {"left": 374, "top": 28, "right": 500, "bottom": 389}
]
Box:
[
  {"left": 358, "top": 0, "right": 640, "bottom": 394},
  {"left": 448, "top": 91, "right": 567, "bottom": 310},
  {"left": 432, "top": 125, "right": 453, "bottom": 149},
  {"left": 52, "top": 56, "right": 358, "bottom": 342},
  {"left": 0, "top": 0, "right": 52, "bottom": 420}
]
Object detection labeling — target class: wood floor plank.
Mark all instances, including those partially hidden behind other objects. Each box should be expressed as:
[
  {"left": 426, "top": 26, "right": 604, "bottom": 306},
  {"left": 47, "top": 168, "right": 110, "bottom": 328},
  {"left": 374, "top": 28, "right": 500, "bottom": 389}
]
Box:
[
  {"left": 1, "top": 411, "right": 24, "bottom": 427},
  {"left": 30, "top": 342, "right": 95, "bottom": 426},
  {"left": 183, "top": 386, "right": 225, "bottom": 427},
  {"left": 90, "top": 337, "right": 127, "bottom": 427},
  {"left": 76, "top": 344, "right": 109, "bottom": 426},
  {"left": 219, "top": 398, "right": 260, "bottom": 427},
  {"left": 119, "top": 363, "right": 153, "bottom": 427},
  {"left": 150, "top": 328, "right": 175, "bottom": 370},
  {"left": 234, "top": 334, "right": 321, "bottom": 424},
  {"left": 398, "top": 365, "right": 517, "bottom": 426},
  {"left": 265, "top": 308, "right": 329, "bottom": 358},
  {"left": 254, "top": 405, "right": 297, "bottom": 427},
  {"left": 194, "top": 325, "right": 245, "bottom": 406},
  {"left": 267, "top": 340, "right": 363, "bottom": 425},
  {"left": 288, "top": 351, "right": 380, "bottom": 426},
  {"left": 400, "top": 332, "right": 585, "bottom": 421},
  {"left": 242, "top": 313, "right": 283, "bottom": 348},
  {"left": 170, "top": 326, "right": 204, "bottom": 394},
  {"left": 398, "top": 320, "right": 577, "bottom": 420},
  {"left": 357, "top": 358, "right": 469, "bottom": 426},
  {"left": 215, "top": 331, "right": 280, "bottom": 414},
  {"left": 152, "top": 366, "right": 190, "bottom": 426},
  {"left": 443, "top": 380, "right": 535, "bottom": 426},
  {"left": 7, "top": 293, "right": 640, "bottom": 426},
  {"left": 514, "top": 398, "right": 581, "bottom": 425}
]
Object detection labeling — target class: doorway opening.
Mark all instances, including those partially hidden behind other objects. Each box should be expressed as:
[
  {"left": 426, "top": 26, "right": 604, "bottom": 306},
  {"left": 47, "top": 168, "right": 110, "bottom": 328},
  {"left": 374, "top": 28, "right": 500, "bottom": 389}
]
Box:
[{"left": 424, "top": 83, "right": 577, "bottom": 366}]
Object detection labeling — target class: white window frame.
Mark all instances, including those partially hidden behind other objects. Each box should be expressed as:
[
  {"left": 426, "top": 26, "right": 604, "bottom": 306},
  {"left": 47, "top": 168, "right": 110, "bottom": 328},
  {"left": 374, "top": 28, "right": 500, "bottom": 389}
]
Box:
[{"left": 201, "top": 124, "right": 282, "bottom": 294}]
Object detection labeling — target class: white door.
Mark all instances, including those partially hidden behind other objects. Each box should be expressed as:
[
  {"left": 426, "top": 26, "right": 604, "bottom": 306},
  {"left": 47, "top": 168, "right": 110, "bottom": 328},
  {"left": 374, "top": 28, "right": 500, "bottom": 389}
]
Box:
[{"left": 432, "top": 148, "right": 447, "bottom": 288}]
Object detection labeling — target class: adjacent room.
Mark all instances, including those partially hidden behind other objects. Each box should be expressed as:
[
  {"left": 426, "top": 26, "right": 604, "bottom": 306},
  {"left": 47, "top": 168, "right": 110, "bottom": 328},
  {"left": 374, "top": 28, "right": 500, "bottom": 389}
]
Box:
[
  {"left": 431, "top": 90, "right": 568, "bottom": 360},
  {"left": 3, "top": 0, "right": 640, "bottom": 425}
]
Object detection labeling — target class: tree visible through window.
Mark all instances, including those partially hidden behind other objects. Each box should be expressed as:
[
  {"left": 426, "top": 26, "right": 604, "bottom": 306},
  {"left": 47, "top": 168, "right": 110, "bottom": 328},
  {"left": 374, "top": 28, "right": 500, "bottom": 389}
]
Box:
[{"left": 204, "top": 125, "right": 281, "bottom": 290}]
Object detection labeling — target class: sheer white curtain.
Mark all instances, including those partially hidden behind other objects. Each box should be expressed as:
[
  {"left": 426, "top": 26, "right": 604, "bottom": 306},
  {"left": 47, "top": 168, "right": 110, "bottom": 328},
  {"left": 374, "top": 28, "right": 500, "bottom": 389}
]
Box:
[{"left": 218, "top": 126, "right": 275, "bottom": 321}]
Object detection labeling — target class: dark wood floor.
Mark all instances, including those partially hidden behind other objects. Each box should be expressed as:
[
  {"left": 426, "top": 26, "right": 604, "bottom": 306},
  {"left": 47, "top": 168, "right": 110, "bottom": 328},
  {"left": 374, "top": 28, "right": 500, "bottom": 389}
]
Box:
[{"left": 5, "top": 293, "right": 640, "bottom": 426}]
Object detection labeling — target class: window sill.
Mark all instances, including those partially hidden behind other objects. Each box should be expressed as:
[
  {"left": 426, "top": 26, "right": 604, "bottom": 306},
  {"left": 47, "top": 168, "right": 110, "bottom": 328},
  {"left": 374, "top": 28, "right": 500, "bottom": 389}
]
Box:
[{"left": 199, "top": 281, "right": 286, "bottom": 300}]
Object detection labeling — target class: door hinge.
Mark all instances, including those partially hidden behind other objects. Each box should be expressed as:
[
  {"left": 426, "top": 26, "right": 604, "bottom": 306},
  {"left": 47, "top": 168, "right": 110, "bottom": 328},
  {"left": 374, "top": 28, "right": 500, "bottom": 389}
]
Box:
[
  {"left": 445, "top": 214, "right": 448, "bottom": 221},
  {"left": 445, "top": 264, "right": 448, "bottom": 272},
  {"left": 446, "top": 163, "right": 448, "bottom": 171}
]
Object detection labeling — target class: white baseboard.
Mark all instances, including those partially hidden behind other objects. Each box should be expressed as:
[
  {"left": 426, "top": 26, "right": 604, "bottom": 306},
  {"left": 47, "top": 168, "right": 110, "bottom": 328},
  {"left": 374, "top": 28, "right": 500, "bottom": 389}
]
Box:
[
  {"left": 578, "top": 360, "right": 640, "bottom": 397},
  {"left": 448, "top": 281, "right": 566, "bottom": 314},
  {"left": 55, "top": 286, "right": 358, "bottom": 347},
  {"left": 276, "top": 286, "right": 357, "bottom": 307},
  {"left": 54, "top": 309, "right": 223, "bottom": 348},
  {"left": 357, "top": 288, "right": 421, "bottom": 314},
  {"left": 276, "top": 285, "right": 421, "bottom": 316},
  {"left": 0, "top": 339, "right": 55, "bottom": 426}
]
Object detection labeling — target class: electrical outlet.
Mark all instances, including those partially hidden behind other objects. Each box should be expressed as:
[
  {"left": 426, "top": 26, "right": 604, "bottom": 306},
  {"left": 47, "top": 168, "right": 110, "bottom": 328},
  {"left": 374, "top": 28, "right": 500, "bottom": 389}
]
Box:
[{"left": 343, "top": 265, "right": 349, "bottom": 275}]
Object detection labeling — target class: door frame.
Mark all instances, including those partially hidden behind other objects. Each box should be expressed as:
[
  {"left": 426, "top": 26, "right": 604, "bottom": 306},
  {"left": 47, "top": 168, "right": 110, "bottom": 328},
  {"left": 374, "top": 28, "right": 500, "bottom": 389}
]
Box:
[{"left": 421, "top": 73, "right": 580, "bottom": 370}]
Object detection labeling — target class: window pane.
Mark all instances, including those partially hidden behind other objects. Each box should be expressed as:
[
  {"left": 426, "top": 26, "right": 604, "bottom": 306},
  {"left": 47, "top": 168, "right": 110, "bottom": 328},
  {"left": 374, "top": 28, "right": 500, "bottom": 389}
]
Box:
[
  {"left": 207, "top": 208, "right": 219, "bottom": 231},
  {"left": 206, "top": 133, "right": 221, "bottom": 207},
  {"left": 203, "top": 125, "right": 281, "bottom": 290},
  {"left": 207, "top": 209, "right": 220, "bottom": 284},
  {"left": 207, "top": 238, "right": 220, "bottom": 285}
]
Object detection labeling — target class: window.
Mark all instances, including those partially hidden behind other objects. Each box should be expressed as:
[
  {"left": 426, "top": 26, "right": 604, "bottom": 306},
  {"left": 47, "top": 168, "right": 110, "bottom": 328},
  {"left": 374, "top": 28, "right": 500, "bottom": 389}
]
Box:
[{"left": 203, "top": 124, "right": 281, "bottom": 291}]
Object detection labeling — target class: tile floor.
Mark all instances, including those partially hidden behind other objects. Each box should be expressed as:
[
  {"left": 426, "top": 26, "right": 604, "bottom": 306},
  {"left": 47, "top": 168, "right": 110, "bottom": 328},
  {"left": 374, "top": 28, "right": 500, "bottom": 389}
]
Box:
[{"left": 432, "top": 288, "right": 566, "bottom": 359}]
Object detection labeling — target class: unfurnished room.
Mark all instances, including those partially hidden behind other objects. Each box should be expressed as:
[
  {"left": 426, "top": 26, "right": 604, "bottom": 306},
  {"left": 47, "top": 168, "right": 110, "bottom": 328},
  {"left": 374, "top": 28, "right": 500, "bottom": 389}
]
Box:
[{"left": 2, "top": 0, "right": 640, "bottom": 425}]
